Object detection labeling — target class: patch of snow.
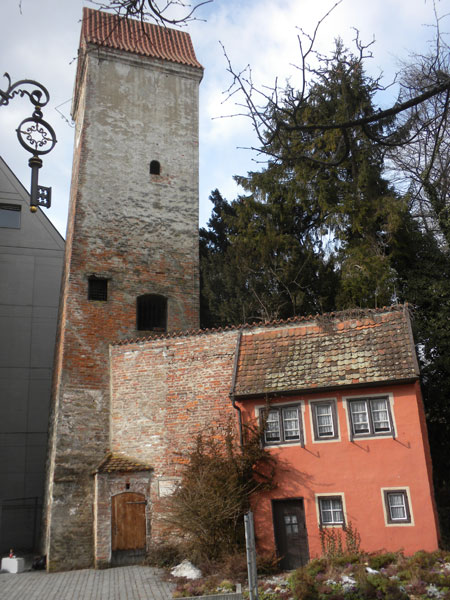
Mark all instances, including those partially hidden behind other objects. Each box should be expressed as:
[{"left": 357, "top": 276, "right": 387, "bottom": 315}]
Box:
[
  {"left": 341, "top": 575, "right": 356, "bottom": 591},
  {"left": 426, "top": 583, "right": 444, "bottom": 598},
  {"left": 366, "top": 566, "right": 379, "bottom": 574},
  {"left": 171, "top": 560, "right": 202, "bottom": 580}
]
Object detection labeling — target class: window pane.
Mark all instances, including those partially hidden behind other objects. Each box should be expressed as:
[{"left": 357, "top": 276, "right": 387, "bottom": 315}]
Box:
[
  {"left": 388, "top": 493, "right": 406, "bottom": 520},
  {"left": 282, "top": 407, "right": 300, "bottom": 440},
  {"left": 265, "top": 410, "right": 281, "bottom": 442},
  {"left": 350, "top": 401, "right": 369, "bottom": 433},
  {"left": 316, "top": 404, "right": 334, "bottom": 437},
  {"left": 320, "top": 497, "right": 343, "bottom": 524},
  {"left": 371, "top": 399, "right": 390, "bottom": 432},
  {"left": 0, "top": 203, "right": 21, "bottom": 228}
]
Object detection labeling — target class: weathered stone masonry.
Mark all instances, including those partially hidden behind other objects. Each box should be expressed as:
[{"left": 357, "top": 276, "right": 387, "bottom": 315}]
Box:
[{"left": 43, "top": 9, "right": 203, "bottom": 571}]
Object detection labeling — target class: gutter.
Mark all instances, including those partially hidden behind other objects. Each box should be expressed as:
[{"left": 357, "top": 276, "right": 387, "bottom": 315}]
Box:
[{"left": 229, "top": 330, "right": 243, "bottom": 446}]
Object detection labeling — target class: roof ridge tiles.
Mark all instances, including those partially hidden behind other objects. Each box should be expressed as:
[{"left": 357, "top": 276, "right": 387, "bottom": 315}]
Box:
[
  {"left": 80, "top": 7, "right": 203, "bottom": 69},
  {"left": 111, "top": 304, "right": 408, "bottom": 347}
]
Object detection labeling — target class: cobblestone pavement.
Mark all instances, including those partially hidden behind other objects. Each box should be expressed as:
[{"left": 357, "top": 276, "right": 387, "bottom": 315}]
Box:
[{"left": 0, "top": 565, "right": 175, "bottom": 600}]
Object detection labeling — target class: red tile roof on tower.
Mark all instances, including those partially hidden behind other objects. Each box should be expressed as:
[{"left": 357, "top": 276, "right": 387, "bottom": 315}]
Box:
[
  {"left": 80, "top": 7, "right": 202, "bottom": 69},
  {"left": 233, "top": 306, "right": 420, "bottom": 397}
]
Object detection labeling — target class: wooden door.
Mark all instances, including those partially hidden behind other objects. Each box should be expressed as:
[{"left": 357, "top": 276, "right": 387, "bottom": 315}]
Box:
[
  {"left": 273, "top": 499, "right": 309, "bottom": 570},
  {"left": 111, "top": 492, "right": 147, "bottom": 551}
]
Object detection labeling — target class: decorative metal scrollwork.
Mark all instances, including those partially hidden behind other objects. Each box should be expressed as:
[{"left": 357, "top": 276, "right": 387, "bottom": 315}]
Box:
[
  {"left": 0, "top": 72, "right": 50, "bottom": 108},
  {"left": 17, "top": 107, "right": 57, "bottom": 156},
  {"left": 1, "top": 72, "right": 56, "bottom": 211}
]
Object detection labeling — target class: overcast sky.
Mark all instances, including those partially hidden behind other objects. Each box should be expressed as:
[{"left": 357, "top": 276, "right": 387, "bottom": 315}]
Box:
[{"left": 0, "top": 0, "right": 446, "bottom": 236}]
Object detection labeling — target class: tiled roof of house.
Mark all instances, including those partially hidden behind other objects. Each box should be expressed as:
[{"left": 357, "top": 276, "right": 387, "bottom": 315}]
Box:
[
  {"left": 96, "top": 453, "right": 153, "bottom": 473},
  {"left": 233, "top": 306, "right": 419, "bottom": 397},
  {"left": 80, "top": 7, "right": 202, "bottom": 69}
]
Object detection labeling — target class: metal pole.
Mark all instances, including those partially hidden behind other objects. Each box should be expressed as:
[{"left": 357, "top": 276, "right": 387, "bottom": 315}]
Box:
[{"left": 244, "top": 511, "right": 258, "bottom": 600}]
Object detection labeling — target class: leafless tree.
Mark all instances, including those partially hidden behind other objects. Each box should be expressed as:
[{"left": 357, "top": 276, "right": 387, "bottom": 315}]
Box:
[
  {"left": 221, "top": 1, "right": 450, "bottom": 174},
  {"left": 387, "top": 32, "right": 450, "bottom": 249},
  {"left": 86, "top": 0, "right": 212, "bottom": 26}
]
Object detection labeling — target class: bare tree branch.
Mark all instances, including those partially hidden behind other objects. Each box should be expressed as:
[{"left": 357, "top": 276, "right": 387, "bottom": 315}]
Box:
[
  {"left": 220, "top": 3, "right": 450, "bottom": 172},
  {"left": 87, "top": 0, "right": 212, "bottom": 26}
]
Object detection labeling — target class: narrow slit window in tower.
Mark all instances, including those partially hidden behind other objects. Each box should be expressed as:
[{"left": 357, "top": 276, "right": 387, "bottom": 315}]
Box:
[
  {"left": 137, "top": 294, "right": 167, "bottom": 331},
  {"left": 88, "top": 276, "right": 108, "bottom": 301},
  {"left": 150, "top": 160, "right": 161, "bottom": 175}
]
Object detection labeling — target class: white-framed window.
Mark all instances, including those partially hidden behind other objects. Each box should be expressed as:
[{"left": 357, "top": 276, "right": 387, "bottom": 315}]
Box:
[
  {"left": 348, "top": 396, "right": 393, "bottom": 438},
  {"left": 262, "top": 404, "right": 303, "bottom": 446},
  {"left": 383, "top": 489, "right": 412, "bottom": 524},
  {"left": 317, "top": 495, "right": 344, "bottom": 526},
  {"left": 311, "top": 400, "right": 338, "bottom": 440}
]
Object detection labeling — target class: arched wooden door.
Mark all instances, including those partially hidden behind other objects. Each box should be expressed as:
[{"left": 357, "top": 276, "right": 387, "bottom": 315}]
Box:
[{"left": 111, "top": 492, "right": 147, "bottom": 551}]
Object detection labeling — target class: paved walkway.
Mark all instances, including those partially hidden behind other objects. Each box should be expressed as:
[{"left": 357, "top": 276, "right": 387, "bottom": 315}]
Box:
[{"left": 0, "top": 565, "right": 175, "bottom": 600}]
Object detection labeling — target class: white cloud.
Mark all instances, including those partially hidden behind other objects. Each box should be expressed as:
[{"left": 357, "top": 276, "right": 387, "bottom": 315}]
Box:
[{"left": 0, "top": 0, "right": 447, "bottom": 233}]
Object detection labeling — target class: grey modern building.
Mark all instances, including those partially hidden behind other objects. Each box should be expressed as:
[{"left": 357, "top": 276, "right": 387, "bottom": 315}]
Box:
[{"left": 0, "top": 157, "right": 64, "bottom": 552}]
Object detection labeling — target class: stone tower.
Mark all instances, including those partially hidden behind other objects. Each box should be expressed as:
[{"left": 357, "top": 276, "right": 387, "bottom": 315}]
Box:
[{"left": 43, "top": 8, "right": 202, "bottom": 570}]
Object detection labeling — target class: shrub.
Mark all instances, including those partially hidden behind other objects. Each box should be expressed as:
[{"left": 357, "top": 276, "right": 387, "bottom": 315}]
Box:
[
  {"left": 163, "top": 421, "right": 275, "bottom": 562},
  {"left": 146, "top": 540, "right": 183, "bottom": 568},
  {"left": 256, "top": 552, "right": 282, "bottom": 575},
  {"left": 367, "top": 552, "right": 399, "bottom": 570},
  {"left": 289, "top": 569, "right": 319, "bottom": 600},
  {"left": 319, "top": 521, "right": 363, "bottom": 563},
  {"left": 303, "top": 558, "right": 328, "bottom": 578}
]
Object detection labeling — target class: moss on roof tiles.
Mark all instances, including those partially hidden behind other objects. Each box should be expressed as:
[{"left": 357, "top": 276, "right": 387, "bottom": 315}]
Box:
[{"left": 233, "top": 307, "right": 418, "bottom": 396}]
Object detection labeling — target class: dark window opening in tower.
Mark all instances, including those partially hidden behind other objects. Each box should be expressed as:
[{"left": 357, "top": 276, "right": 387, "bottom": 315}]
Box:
[
  {"left": 150, "top": 160, "right": 161, "bottom": 175},
  {"left": 137, "top": 294, "right": 167, "bottom": 331},
  {"left": 88, "top": 276, "right": 108, "bottom": 301}
]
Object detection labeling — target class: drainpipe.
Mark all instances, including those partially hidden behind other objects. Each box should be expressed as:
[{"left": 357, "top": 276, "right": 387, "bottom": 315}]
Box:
[{"left": 230, "top": 330, "right": 243, "bottom": 447}]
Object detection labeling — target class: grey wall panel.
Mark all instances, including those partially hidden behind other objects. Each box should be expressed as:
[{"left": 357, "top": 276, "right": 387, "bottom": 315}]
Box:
[
  {"left": 27, "top": 378, "right": 52, "bottom": 432},
  {"left": 0, "top": 254, "right": 34, "bottom": 305},
  {"left": 34, "top": 257, "right": 63, "bottom": 308},
  {"left": 0, "top": 314, "right": 32, "bottom": 367},
  {"left": 0, "top": 376, "right": 29, "bottom": 432}
]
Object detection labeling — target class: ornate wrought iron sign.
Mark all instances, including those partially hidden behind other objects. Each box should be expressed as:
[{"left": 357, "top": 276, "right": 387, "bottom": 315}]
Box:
[{"left": 1, "top": 73, "right": 57, "bottom": 212}]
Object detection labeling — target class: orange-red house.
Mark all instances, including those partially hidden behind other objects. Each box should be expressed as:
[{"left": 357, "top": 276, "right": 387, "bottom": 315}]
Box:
[{"left": 106, "top": 305, "right": 439, "bottom": 569}]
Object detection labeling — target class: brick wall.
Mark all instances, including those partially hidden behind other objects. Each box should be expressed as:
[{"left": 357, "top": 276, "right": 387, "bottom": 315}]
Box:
[{"left": 109, "top": 329, "right": 239, "bottom": 543}]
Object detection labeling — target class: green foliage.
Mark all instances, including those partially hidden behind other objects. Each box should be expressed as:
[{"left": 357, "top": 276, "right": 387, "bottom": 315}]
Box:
[
  {"left": 200, "top": 42, "right": 409, "bottom": 328},
  {"left": 289, "top": 569, "right": 320, "bottom": 600},
  {"left": 367, "top": 552, "right": 398, "bottom": 570},
  {"left": 303, "top": 558, "right": 328, "bottom": 578},
  {"left": 200, "top": 188, "right": 337, "bottom": 327},
  {"left": 287, "top": 550, "right": 450, "bottom": 600},
  {"left": 164, "top": 422, "right": 275, "bottom": 561},
  {"left": 355, "top": 571, "right": 409, "bottom": 600}
]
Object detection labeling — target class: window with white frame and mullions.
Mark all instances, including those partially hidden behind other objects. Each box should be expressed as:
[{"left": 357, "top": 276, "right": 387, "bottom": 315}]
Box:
[
  {"left": 318, "top": 496, "right": 344, "bottom": 526},
  {"left": 384, "top": 489, "right": 412, "bottom": 524},
  {"left": 348, "top": 396, "right": 393, "bottom": 438},
  {"left": 262, "top": 405, "right": 302, "bottom": 445},
  {"left": 311, "top": 400, "right": 338, "bottom": 440}
]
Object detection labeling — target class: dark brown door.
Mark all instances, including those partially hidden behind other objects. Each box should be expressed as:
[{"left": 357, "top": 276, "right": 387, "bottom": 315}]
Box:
[
  {"left": 273, "top": 499, "right": 309, "bottom": 570},
  {"left": 112, "top": 492, "right": 147, "bottom": 551}
]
